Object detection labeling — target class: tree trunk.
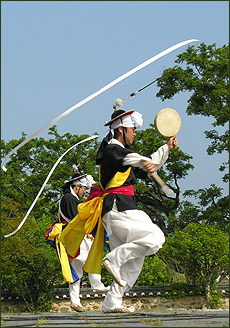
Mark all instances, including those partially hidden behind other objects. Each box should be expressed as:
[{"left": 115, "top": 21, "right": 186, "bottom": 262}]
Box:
[{"left": 205, "top": 283, "right": 211, "bottom": 309}]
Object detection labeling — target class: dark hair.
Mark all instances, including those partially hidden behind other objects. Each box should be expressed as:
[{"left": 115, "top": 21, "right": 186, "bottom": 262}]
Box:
[
  {"left": 113, "top": 126, "right": 128, "bottom": 139},
  {"left": 61, "top": 172, "right": 82, "bottom": 192},
  {"left": 62, "top": 183, "right": 70, "bottom": 193},
  {"left": 113, "top": 128, "right": 120, "bottom": 139}
]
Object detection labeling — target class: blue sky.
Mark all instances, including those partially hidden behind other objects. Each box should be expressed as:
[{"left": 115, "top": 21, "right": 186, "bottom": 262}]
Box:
[{"left": 2, "top": 1, "right": 229, "bottom": 197}]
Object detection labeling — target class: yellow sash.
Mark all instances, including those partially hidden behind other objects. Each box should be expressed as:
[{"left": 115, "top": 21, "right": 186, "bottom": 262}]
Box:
[
  {"left": 47, "top": 223, "right": 76, "bottom": 283},
  {"left": 59, "top": 167, "right": 131, "bottom": 274}
]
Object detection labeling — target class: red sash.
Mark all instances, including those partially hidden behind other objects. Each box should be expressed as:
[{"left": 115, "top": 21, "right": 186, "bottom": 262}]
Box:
[{"left": 86, "top": 184, "right": 134, "bottom": 202}]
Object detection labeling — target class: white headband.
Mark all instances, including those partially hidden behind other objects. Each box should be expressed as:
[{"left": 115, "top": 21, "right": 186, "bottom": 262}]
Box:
[
  {"left": 111, "top": 111, "right": 143, "bottom": 130},
  {"left": 72, "top": 175, "right": 96, "bottom": 189}
]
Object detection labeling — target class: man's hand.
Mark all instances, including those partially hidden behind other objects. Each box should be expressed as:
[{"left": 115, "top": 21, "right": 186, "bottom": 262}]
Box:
[
  {"left": 167, "top": 135, "right": 178, "bottom": 150},
  {"left": 86, "top": 234, "right": 94, "bottom": 241},
  {"left": 143, "top": 161, "right": 156, "bottom": 176}
]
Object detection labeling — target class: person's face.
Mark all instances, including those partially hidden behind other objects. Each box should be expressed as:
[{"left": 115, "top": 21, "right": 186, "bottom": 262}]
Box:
[
  {"left": 73, "top": 185, "right": 87, "bottom": 198},
  {"left": 119, "top": 126, "right": 136, "bottom": 146}
]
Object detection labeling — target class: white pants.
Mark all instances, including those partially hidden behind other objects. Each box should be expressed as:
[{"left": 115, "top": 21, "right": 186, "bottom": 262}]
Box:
[
  {"left": 69, "top": 236, "right": 106, "bottom": 305},
  {"left": 102, "top": 202, "right": 165, "bottom": 311}
]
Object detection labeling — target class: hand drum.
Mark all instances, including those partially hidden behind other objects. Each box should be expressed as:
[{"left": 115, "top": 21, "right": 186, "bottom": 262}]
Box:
[{"left": 154, "top": 108, "right": 181, "bottom": 137}]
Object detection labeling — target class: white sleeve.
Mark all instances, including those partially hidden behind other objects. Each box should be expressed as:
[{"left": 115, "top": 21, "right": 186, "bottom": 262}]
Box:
[
  {"left": 122, "top": 153, "right": 151, "bottom": 170},
  {"left": 122, "top": 144, "right": 169, "bottom": 171},
  {"left": 150, "top": 144, "right": 169, "bottom": 170}
]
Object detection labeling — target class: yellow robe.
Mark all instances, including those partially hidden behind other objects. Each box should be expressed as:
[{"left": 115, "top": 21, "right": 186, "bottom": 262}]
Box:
[
  {"left": 46, "top": 222, "right": 78, "bottom": 283},
  {"left": 59, "top": 167, "right": 131, "bottom": 274}
]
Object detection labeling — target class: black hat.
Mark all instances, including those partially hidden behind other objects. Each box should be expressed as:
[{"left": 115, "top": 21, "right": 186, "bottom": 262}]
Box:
[
  {"left": 104, "top": 109, "right": 134, "bottom": 127},
  {"left": 63, "top": 173, "right": 87, "bottom": 189}
]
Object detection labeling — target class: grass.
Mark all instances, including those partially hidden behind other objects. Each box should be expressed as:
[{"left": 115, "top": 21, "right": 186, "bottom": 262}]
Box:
[
  {"left": 36, "top": 318, "right": 49, "bottom": 327},
  {"left": 141, "top": 318, "right": 163, "bottom": 326}
]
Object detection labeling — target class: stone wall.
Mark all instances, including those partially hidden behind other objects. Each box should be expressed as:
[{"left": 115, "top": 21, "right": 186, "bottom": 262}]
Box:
[
  {"left": 51, "top": 295, "right": 229, "bottom": 312},
  {"left": 1, "top": 295, "right": 229, "bottom": 314},
  {"left": 2, "top": 284, "right": 228, "bottom": 313}
]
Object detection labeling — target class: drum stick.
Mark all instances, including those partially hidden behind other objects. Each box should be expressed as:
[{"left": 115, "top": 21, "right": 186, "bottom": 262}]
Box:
[
  {"left": 143, "top": 160, "right": 174, "bottom": 195},
  {"left": 151, "top": 172, "right": 174, "bottom": 195}
]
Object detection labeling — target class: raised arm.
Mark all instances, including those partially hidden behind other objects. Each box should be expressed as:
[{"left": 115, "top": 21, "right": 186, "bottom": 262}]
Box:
[{"left": 122, "top": 135, "right": 178, "bottom": 176}]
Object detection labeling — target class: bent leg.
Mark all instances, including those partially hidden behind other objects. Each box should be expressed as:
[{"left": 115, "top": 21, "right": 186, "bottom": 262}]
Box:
[{"left": 102, "top": 204, "right": 165, "bottom": 311}]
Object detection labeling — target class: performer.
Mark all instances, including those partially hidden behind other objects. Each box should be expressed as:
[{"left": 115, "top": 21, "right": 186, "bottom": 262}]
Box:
[
  {"left": 59, "top": 173, "right": 109, "bottom": 312},
  {"left": 95, "top": 108, "right": 178, "bottom": 313}
]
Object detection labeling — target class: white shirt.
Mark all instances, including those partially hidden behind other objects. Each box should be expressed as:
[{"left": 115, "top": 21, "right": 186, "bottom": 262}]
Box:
[{"left": 109, "top": 138, "right": 169, "bottom": 172}]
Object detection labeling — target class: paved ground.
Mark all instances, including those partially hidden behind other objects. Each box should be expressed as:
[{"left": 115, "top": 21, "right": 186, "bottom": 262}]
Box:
[{"left": 1, "top": 309, "right": 229, "bottom": 327}]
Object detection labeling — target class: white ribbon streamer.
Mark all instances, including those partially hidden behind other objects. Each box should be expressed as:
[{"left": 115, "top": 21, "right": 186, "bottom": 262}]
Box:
[
  {"left": 2, "top": 39, "right": 199, "bottom": 171},
  {"left": 4, "top": 135, "right": 99, "bottom": 238}
]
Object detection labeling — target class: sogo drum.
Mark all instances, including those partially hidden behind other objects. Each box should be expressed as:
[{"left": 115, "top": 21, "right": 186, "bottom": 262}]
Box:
[{"left": 154, "top": 108, "right": 181, "bottom": 137}]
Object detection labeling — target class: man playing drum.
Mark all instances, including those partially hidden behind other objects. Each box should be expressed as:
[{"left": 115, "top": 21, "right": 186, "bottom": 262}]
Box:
[{"left": 96, "top": 108, "right": 177, "bottom": 313}]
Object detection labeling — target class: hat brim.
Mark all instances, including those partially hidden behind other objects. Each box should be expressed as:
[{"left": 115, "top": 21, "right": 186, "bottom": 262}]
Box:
[
  {"left": 104, "top": 110, "right": 135, "bottom": 127},
  {"left": 64, "top": 174, "right": 87, "bottom": 185}
]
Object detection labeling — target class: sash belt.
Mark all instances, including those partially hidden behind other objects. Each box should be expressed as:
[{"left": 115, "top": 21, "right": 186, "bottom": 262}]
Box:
[{"left": 86, "top": 184, "right": 134, "bottom": 201}]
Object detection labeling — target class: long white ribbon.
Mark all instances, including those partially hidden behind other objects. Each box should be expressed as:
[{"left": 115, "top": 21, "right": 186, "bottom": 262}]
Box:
[
  {"left": 4, "top": 135, "right": 99, "bottom": 238},
  {"left": 2, "top": 39, "right": 199, "bottom": 171}
]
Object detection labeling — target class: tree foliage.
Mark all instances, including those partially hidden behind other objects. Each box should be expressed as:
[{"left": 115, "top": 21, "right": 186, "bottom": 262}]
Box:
[
  {"left": 183, "top": 184, "right": 229, "bottom": 231},
  {"left": 1, "top": 128, "right": 100, "bottom": 311},
  {"left": 1, "top": 44, "right": 229, "bottom": 311},
  {"left": 132, "top": 126, "right": 194, "bottom": 235},
  {"left": 1, "top": 199, "right": 63, "bottom": 312},
  {"left": 156, "top": 43, "right": 229, "bottom": 182},
  {"left": 136, "top": 255, "right": 175, "bottom": 286},
  {"left": 159, "top": 222, "right": 229, "bottom": 308},
  {"left": 1, "top": 127, "right": 100, "bottom": 223}
]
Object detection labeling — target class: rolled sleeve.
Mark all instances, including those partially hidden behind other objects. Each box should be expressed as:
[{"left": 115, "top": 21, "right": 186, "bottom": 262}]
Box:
[{"left": 122, "top": 144, "right": 169, "bottom": 171}]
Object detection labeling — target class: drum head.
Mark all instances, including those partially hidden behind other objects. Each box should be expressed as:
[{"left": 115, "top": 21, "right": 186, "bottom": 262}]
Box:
[{"left": 154, "top": 108, "right": 181, "bottom": 137}]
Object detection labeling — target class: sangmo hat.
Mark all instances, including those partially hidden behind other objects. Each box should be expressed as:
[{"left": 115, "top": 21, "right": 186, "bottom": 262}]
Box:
[
  {"left": 63, "top": 173, "right": 87, "bottom": 186},
  {"left": 104, "top": 109, "right": 135, "bottom": 127}
]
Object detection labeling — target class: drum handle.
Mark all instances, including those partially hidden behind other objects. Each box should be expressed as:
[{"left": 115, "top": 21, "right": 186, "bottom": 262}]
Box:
[
  {"left": 142, "top": 160, "right": 174, "bottom": 195},
  {"left": 151, "top": 172, "right": 174, "bottom": 195}
]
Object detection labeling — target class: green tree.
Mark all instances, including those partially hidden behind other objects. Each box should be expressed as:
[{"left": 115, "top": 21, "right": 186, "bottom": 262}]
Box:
[
  {"left": 132, "top": 126, "right": 194, "bottom": 235},
  {"left": 164, "top": 184, "right": 229, "bottom": 233},
  {"left": 136, "top": 255, "right": 175, "bottom": 286},
  {"left": 156, "top": 42, "right": 229, "bottom": 182},
  {"left": 1, "top": 126, "right": 194, "bottom": 238},
  {"left": 1, "top": 199, "right": 63, "bottom": 312},
  {"left": 183, "top": 184, "right": 229, "bottom": 231},
  {"left": 1, "top": 124, "right": 228, "bottom": 310},
  {"left": 1, "top": 128, "right": 100, "bottom": 311},
  {"left": 1, "top": 127, "right": 100, "bottom": 225},
  {"left": 159, "top": 222, "right": 229, "bottom": 308}
]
